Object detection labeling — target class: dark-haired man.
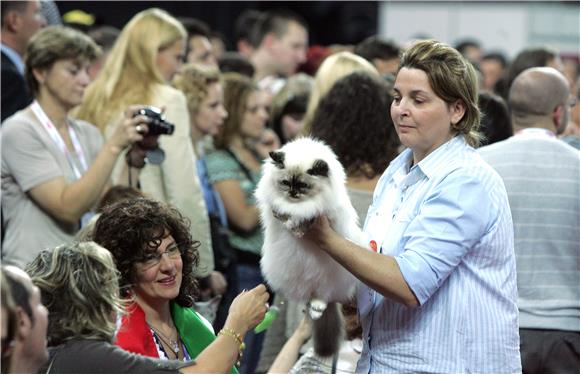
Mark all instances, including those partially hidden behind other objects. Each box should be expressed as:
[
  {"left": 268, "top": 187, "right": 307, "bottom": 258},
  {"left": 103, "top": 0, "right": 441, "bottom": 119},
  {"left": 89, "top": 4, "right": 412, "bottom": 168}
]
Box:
[
  {"left": 354, "top": 35, "right": 400, "bottom": 77},
  {"left": 480, "top": 52, "right": 508, "bottom": 91},
  {"left": 454, "top": 38, "right": 482, "bottom": 65},
  {"left": 234, "top": 9, "right": 262, "bottom": 59},
  {"left": 249, "top": 10, "right": 308, "bottom": 82},
  {"left": 180, "top": 17, "right": 217, "bottom": 68},
  {"left": 3, "top": 265, "right": 49, "bottom": 374},
  {"left": 1, "top": 0, "right": 46, "bottom": 123}
]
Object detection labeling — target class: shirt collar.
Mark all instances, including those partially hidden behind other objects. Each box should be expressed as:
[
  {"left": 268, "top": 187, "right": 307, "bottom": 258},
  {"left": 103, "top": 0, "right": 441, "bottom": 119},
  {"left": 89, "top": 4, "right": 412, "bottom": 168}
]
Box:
[
  {"left": 415, "top": 135, "right": 466, "bottom": 180},
  {"left": 382, "top": 147, "right": 412, "bottom": 185},
  {"left": 0, "top": 43, "right": 25, "bottom": 75},
  {"left": 514, "top": 128, "right": 556, "bottom": 138},
  {"left": 376, "top": 135, "right": 468, "bottom": 197}
]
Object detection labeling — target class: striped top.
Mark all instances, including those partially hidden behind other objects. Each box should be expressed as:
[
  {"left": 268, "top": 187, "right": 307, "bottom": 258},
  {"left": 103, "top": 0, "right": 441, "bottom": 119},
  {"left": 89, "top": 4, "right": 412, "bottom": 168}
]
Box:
[
  {"left": 358, "top": 136, "right": 521, "bottom": 373},
  {"left": 479, "top": 131, "right": 580, "bottom": 332}
]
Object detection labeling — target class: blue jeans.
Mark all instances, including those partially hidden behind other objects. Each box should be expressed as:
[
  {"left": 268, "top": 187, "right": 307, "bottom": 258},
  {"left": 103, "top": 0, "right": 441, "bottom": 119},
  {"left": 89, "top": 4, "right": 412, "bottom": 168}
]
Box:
[{"left": 236, "top": 263, "right": 266, "bottom": 374}]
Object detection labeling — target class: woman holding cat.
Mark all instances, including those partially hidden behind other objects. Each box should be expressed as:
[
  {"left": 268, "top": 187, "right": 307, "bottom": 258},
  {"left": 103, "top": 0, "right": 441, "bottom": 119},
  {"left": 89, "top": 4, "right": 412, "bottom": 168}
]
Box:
[
  {"left": 205, "top": 73, "right": 273, "bottom": 374},
  {"left": 305, "top": 40, "right": 521, "bottom": 373},
  {"left": 92, "top": 197, "right": 269, "bottom": 373}
]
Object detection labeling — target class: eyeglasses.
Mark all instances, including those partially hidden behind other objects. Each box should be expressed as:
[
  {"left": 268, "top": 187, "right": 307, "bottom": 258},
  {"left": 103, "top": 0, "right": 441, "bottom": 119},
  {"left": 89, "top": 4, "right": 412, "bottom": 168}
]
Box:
[{"left": 138, "top": 246, "right": 181, "bottom": 270}]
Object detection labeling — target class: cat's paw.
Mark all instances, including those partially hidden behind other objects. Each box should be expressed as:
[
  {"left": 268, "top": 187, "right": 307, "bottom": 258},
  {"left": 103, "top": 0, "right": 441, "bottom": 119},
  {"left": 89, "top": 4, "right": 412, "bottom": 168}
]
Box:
[{"left": 308, "top": 299, "right": 328, "bottom": 320}]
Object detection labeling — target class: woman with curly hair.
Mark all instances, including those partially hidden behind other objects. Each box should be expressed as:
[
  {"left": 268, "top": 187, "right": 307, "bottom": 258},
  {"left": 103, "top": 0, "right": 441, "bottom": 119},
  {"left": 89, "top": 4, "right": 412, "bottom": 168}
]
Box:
[
  {"left": 91, "top": 198, "right": 268, "bottom": 373},
  {"left": 28, "top": 241, "right": 268, "bottom": 373},
  {"left": 310, "top": 72, "right": 400, "bottom": 220},
  {"left": 172, "top": 64, "right": 227, "bottom": 158}
]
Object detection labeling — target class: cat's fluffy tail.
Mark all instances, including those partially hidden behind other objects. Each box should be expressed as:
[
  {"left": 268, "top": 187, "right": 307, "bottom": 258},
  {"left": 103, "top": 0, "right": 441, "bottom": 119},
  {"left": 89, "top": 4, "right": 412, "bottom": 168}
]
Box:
[{"left": 311, "top": 302, "right": 344, "bottom": 357}]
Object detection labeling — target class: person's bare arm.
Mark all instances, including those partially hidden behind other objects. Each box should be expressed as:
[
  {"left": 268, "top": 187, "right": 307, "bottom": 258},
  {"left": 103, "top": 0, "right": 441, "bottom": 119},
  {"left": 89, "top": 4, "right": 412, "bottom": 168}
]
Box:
[
  {"left": 268, "top": 316, "right": 312, "bottom": 374},
  {"left": 214, "top": 179, "right": 260, "bottom": 232},
  {"left": 28, "top": 111, "right": 148, "bottom": 224},
  {"left": 305, "top": 216, "right": 419, "bottom": 308},
  {"left": 180, "top": 284, "right": 269, "bottom": 374}
]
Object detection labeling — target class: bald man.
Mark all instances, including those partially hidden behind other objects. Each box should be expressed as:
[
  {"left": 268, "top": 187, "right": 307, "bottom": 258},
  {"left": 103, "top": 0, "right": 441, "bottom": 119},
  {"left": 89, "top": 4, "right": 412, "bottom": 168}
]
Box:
[
  {"left": 479, "top": 67, "right": 580, "bottom": 373},
  {"left": 3, "top": 265, "right": 49, "bottom": 374}
]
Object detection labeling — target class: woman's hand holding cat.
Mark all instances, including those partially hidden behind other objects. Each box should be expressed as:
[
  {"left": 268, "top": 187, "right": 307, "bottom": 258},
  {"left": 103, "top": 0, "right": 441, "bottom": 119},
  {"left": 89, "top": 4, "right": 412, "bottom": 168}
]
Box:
[
  {"left": 224, "top": 284, "right": 270, "bottom": 337},
  {"left": 303, "top": 215, "right": 339, "bottom": 252}
]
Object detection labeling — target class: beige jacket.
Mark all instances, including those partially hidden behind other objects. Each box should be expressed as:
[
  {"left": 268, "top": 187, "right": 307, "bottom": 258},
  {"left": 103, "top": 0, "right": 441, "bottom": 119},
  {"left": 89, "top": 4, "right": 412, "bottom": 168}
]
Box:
[{"left": 111, "top": 84, "right": 214, "bottom": 277}]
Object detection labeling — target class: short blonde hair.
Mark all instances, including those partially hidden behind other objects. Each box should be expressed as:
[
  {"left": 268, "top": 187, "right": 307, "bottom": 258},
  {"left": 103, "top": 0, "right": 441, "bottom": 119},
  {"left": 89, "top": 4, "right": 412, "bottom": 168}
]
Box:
[
  {"left": 25, "top": 26, "right": 100, "bottom": 96},
  {"left": 301, "top": 51, "right": 378, "bottom": 135},
  {"left": 172, "top": 64, "right": 220, "bottom": 117},
  {"left": 76, "top": 8, "right": 186, "bottom": 131},
  {"left": 399, "top": 40, "right": 482, "bottom": 147},
  {"left": 26, "top": 242, "right": 125, "bottom": 346}
]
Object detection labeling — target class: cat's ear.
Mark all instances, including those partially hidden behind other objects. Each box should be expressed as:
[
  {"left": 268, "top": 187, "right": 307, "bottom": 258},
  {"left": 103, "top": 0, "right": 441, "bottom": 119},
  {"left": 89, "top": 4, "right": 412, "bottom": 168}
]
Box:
[
  {"left": 269, "top": 151, "right": 285, "bottom": 169},
  {"left": 307, "top": 159, "right": 329, "bottom": 177}
]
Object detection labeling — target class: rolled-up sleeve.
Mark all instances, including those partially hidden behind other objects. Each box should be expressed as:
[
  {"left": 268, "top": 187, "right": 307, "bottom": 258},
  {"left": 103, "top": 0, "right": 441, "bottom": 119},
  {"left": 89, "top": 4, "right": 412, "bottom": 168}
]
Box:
[{"left": 395, "top": 171, "right": 492, "bottom": 305}]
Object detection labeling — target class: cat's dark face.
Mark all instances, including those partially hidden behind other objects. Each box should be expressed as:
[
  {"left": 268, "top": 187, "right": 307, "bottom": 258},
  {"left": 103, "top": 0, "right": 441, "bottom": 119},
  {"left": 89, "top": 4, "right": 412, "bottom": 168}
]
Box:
[{"left": 269, "top": 151, "right": 329, "bottom": 201}]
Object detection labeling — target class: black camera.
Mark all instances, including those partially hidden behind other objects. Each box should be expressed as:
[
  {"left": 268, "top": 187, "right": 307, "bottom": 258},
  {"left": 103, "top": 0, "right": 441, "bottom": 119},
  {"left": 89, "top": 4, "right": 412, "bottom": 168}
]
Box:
[{"left": 134, "top": 107, "right": 175, "bottom": 136}]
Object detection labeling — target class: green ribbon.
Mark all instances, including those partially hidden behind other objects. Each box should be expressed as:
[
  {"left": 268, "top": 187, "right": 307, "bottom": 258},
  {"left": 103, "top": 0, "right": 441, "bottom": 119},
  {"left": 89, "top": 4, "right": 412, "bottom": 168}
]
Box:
[{"left": 171, "top": 302, "right": 239, "bottom": 374}]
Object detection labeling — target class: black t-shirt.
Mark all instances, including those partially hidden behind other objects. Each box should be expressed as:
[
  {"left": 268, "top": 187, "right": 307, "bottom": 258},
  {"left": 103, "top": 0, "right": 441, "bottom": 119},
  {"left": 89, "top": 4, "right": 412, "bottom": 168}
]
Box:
[{"left": 41, "top": 339, "right": 194, "bottom": 374}]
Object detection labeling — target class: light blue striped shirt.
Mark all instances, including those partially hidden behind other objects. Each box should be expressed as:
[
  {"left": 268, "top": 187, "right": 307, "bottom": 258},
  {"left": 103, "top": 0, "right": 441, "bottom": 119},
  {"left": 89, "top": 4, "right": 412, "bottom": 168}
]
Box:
[{"left": 358, "top": 136, "right": 521, "bottom": 373}]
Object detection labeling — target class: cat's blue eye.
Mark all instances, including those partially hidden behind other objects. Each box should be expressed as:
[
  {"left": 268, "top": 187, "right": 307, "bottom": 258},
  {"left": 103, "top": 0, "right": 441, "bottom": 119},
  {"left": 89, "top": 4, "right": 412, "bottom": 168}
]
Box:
[
  {"left": 297, "top": 182, "right": 308, "bottom": 189},
  {"left": 281, "top": 180, "right": 290, "bottom": 186}
]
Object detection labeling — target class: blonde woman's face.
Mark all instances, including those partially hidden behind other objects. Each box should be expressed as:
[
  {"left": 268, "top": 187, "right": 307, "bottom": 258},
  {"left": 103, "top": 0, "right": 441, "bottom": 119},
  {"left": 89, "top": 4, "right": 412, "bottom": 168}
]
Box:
[
  {"left": 156, "top": 39, "right": 185, "bottom": 82},
  {"left": 193, "top": 82, "right": 227, "bottom": 136}
]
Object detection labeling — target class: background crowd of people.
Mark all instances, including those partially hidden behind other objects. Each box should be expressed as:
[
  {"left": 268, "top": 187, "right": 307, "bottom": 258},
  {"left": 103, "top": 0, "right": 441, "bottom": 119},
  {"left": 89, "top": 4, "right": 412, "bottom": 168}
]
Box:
[{"left": 1, "top": 1, "right": 579, "bottom": 374}]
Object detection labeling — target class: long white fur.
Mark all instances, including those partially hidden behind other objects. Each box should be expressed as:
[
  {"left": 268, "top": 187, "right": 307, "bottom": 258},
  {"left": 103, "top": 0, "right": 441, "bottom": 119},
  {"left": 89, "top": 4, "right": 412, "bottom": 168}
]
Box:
[{"left": 256, "top": 138, "right": 366, "bottom": 303}]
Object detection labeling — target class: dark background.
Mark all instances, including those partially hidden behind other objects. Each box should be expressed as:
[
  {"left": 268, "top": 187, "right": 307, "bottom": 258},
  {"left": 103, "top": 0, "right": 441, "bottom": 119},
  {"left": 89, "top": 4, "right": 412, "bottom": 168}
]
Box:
[{"left": 55, "top": 1, "right": 379, "bottom": 48}]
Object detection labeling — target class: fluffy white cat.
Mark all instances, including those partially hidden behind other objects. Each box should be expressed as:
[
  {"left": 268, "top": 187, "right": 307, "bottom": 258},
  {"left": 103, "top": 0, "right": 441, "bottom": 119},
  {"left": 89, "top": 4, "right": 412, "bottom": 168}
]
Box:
[{"left": 256, "top": 137, "right": 366, "bottom": 306}]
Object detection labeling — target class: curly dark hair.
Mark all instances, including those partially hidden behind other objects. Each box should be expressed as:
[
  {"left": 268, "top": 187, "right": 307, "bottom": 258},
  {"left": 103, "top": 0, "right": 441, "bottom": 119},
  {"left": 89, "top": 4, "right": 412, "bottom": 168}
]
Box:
[
  {"left": 310, "top": 72, "right": 400, "bottom": 178},
  {"left": 92, "top": 198, "right": 200, "bottom": 307}
]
